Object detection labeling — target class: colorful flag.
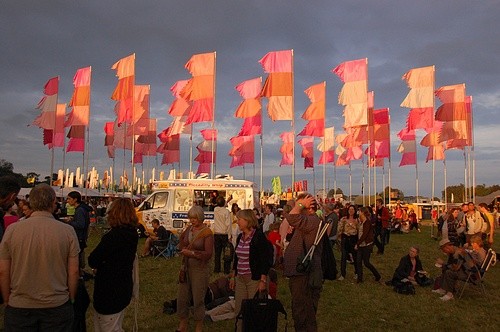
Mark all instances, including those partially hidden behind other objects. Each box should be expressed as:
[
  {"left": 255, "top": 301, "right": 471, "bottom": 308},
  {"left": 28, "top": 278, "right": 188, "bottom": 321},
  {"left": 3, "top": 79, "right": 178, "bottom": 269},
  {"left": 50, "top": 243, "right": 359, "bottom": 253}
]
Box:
[
  {"left": 332, "top": 58, "right": 368, "bottom": 127},
  {"left": 279, "top": 131, "right": 294, "bottom": 166},
  {"left": 66, "top": 67, "right": 91, "bottom": 153},
  {"left": 400, "top": 66, "right": 434, "bottom": 108},
  {"left": 259, "top": 50, "right": 293, "bottom": 121},
  {"left": 298, "top": 137, "right": 314, "bottom": 169},
  {"left": 111, "top": 54, "right": 135, "bottom": 101},
  {"left": 235, "top": 78, "right": 262, "bottom": 118},
  {"left": 180, "top": 52, "right": 215, "bottom": 124}
]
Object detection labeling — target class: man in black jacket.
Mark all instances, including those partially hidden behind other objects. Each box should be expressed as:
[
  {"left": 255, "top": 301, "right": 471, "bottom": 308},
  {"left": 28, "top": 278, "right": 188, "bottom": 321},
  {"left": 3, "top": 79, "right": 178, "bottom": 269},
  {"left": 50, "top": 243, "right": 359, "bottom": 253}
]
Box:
[{"left": 66, "top": 191, "right": 92, "bottom": 270}]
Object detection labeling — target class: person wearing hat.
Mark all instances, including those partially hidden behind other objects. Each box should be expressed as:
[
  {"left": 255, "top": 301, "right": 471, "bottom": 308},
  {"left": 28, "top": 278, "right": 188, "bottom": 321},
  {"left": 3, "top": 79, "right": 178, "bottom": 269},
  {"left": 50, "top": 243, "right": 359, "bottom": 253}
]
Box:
[{"left": 432, "top": 236, "right": 486, "bottom": 301}]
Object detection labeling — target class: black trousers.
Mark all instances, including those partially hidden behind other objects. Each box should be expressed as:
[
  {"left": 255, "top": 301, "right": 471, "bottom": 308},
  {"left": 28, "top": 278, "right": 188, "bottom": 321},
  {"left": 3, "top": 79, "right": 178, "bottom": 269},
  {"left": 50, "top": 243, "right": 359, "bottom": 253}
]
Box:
[{"left": 213, "top": 234, "right": 229, "bottom": 273}]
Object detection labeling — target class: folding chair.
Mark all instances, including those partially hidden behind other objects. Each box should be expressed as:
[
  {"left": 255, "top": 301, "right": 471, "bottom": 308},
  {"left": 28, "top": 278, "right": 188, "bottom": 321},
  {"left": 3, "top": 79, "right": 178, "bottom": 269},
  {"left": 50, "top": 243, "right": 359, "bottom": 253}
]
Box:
[
  {"left": 458, "top": 248, "right": 497, "bottom": 299},
  {"left": 153, "top": 233, "right": 179, "bottom": 260}
]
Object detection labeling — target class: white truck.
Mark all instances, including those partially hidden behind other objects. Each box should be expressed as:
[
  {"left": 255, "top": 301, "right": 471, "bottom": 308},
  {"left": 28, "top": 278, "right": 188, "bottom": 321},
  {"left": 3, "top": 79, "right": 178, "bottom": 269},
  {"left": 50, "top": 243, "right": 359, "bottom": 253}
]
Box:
[{"left": 136, "top": 178, "right": 256, "bottom": 235}]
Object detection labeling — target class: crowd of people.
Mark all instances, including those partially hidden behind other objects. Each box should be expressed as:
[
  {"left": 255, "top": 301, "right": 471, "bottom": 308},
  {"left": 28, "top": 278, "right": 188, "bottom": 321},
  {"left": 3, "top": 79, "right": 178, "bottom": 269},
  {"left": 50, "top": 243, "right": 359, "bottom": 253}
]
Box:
[{"left": 0, "top": 173, "right": 497, "bottom": 331}]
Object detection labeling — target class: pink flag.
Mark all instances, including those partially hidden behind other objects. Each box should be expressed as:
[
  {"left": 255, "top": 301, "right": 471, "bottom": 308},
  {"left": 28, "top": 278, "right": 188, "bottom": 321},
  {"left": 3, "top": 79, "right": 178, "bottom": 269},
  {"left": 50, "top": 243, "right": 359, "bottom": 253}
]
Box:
[
  {"left": 397, "top": 127, "right": 416, "bottom": 141},
  {"left": 235, "top": 77, "right": 262, "bottom": 99},
  {"left": 407, "top": 108, "right": 434, "bottom": 130},
  {"left": 332, "top": 59, "right": 367, "bottom": 82},
  {"left": 318, "top": 151, "right": 335, "bottom": 164},
  {"left": 258, "top": 50, "right": 293, "bottom": 73}
]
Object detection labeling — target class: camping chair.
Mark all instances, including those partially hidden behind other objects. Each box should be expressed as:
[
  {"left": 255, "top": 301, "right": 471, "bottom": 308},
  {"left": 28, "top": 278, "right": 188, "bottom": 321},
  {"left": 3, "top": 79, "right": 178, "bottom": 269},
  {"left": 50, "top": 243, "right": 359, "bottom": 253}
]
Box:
[
  {"left": 458, "top": 248, "right": 497, "bottom": 299},
  {"left": 153, "top": 233, "right": 179, "bottom": 260}
]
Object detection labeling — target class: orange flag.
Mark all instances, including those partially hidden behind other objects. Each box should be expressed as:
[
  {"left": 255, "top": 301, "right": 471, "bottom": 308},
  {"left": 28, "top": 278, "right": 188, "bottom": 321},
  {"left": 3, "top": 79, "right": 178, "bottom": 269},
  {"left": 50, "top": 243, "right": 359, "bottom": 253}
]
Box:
[
  {"left": 235, "top": 78, "right": 262, "bottom": 118},
  {"left": 111, "top": 54, "right": 135, "bottom": 100},
  {"left": 180, "top": 52, "right": 215, "bottom": 124},
  {"left": 302, "top": 82, "right": 325, "bottom": 121},
  {"left": 259, "top": 50, "right": 293, "bottom": 121}
]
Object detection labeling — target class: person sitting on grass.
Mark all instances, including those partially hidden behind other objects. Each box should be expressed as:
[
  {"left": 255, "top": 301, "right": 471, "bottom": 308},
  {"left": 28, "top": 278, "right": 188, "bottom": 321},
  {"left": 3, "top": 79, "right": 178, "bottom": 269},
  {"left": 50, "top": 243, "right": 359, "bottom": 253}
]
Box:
[
  {"left": 141, "top": 219, "right": 171, "bottom": 257},
  {"left": 386, "top": 246, "right": 431, "bottom": 287},
  {"left": 432, "top": 235, "right": 487, "bottom": 301}
]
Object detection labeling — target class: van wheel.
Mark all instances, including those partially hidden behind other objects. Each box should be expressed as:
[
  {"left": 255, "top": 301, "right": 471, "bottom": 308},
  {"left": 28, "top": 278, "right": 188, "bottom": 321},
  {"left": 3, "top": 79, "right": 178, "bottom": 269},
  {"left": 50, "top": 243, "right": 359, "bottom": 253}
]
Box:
[{"left": 137, "top": 224, "right": 147, "bottom": 238}]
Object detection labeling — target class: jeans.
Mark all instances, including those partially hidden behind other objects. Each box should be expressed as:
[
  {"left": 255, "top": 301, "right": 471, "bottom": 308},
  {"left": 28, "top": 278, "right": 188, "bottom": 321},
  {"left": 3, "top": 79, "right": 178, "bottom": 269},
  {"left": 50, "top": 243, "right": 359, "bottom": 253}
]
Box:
[
  {"left": 356, "top": 244, "right": 381, "bottom": 282},
  {"left": 340, "top": 235, "right": 358, "bottom": 278},
  {"left": 4, "top": 301, "right": 74, "bottom": 332}
]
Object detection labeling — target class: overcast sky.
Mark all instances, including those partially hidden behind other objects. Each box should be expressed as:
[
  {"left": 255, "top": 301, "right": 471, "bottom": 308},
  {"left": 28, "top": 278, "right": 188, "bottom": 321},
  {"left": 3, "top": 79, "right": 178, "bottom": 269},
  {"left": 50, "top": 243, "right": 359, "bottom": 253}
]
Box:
[{"left": 1, "top": 0, "right": 499, "bottom": 197}]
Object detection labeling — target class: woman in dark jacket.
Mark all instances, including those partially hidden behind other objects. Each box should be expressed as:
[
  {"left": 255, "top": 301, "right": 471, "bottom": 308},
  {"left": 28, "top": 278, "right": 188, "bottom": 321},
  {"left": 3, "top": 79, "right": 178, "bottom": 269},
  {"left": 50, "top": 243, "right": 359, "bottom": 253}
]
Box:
[
  {"left": 388, "top": 246, "right": 430, "bottom": 286},
  {"left": 88, "top": 198, "right": 138, "bottom": 332},
  {"left": 229, "top": 209, "right": 273, "bottom": 327},
  {"left": 355, "top": 207, "right": 381, "bottom": 283}
]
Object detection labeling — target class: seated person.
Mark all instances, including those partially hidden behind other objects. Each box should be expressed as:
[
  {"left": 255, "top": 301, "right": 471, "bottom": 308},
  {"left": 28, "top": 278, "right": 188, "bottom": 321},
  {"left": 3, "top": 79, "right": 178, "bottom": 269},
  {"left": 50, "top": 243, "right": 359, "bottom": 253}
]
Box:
[
  {"left": 387, "top": 246, "right": 431, "bottom": 287},
  {"left": 432, "top": 235, "right": 487, "bottom": 301},
  {"left": 163, "top": 276, "right": 235, "bottom": 316},
  {"left": 205, "top": 269, "right": 278, "bottom": 322},
  {"left": 141, "top": 219, "right": 171, "bottom": 257}
]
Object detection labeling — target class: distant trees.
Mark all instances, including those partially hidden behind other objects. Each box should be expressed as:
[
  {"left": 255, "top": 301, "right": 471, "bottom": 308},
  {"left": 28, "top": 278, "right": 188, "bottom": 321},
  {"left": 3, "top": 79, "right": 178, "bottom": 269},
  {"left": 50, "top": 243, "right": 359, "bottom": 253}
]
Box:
[
  {"left": 0, "top": 159, "right": 27, "bottom": 187},
  {"left": 443, "top": 184, "right": 500, "bottom": 203}
]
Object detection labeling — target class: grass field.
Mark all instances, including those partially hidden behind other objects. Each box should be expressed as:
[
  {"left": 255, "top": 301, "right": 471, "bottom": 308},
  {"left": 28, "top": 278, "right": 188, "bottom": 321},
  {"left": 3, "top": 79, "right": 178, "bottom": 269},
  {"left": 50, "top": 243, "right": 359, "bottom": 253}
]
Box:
[{"left": 3, "top": 224, "right": 500, "bottom": 331}]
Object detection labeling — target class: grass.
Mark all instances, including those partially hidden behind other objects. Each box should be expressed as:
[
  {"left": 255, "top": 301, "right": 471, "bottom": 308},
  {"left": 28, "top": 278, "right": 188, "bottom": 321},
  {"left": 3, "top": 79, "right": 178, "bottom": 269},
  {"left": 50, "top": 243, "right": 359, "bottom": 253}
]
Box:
[{"left": 2, "top": 224, "right": 500, "bottom": 331}]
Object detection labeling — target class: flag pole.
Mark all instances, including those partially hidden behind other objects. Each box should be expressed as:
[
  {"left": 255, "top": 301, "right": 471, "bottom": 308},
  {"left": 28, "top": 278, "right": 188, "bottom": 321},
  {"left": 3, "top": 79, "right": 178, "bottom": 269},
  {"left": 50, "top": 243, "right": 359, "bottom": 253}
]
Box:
[
  {"left": 211, "top": 51, "right": 217, "bottom": 179},
  {"left": 470, "top": 94, "right": 475, "bottom": 203},
  {"left": 322, "top": 81, "right": 327, "bottom": 203},
  {"left": 349, "top": 163, "right": 352, "bottom": 203},
  {"left": 291, "top": 49, "right": 295, "bottom": 197},
  {"left": 189, "top": 132, "right": 193, "bottom": 178},
  {"left": 84, "top": 66, "right": 92, "bottom": 197},
  {"left": 259, "top": 77, "right": 263, "bottom": 198},
  {"left": 388, "top": 113, "right": 392, "bottom": 205}
]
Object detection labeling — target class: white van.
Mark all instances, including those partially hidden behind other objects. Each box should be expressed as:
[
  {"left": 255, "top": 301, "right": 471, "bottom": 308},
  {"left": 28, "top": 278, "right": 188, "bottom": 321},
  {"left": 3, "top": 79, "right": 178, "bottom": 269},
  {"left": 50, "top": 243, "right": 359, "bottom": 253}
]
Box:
[{"left": 136, "top": 178, "right": 256, "bottom": 235}]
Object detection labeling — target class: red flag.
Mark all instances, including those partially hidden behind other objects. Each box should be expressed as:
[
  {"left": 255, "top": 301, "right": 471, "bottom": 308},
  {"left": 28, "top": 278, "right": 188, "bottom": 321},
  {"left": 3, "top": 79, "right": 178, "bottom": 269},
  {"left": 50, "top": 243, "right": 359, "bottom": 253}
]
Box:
[
  {"left": 406, "top": 108, "right": 433, "bottom": 130},
  {"left": 44, "top": 77, "right": 59, "bottom": 95},
  {"left": 200, "top": 128, "right": 217, "bottom": 141},
  {"left": 298, "top": 120, "right": 324, "bottom": 137},
  {"left": 67, "top": 138, "right": 85, "bottom": 152},
  {"left": 238, "top": 114, "right": 262, "bottom": 136},
  {"left": 399, "top": 152, "right": 417, "bottom": 167}
]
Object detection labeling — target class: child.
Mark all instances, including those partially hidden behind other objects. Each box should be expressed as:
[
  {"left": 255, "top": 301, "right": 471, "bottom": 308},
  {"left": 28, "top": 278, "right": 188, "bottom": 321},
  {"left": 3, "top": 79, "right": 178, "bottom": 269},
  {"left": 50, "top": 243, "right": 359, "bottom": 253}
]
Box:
[{"left": 267, "top": 222, "right": 283, "bottom": 266}]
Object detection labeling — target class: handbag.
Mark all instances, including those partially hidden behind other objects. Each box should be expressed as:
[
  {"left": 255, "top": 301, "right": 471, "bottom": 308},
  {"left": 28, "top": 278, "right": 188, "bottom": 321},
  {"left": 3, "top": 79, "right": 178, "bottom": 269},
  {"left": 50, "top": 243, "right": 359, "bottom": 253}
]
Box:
[{"left": 235, "top": 291, "right": 287, "bottom": 332}]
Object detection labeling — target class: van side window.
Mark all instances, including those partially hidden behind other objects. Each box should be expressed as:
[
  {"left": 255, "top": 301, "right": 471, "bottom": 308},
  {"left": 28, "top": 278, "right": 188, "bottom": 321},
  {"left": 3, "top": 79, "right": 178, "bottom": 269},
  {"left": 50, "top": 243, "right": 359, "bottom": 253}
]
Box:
[
  {"left": 152, "top": 192, "right": 169, "bottom": 209},
  {"left": 174, "top": 189, "right": 192, "bottom": 211}
]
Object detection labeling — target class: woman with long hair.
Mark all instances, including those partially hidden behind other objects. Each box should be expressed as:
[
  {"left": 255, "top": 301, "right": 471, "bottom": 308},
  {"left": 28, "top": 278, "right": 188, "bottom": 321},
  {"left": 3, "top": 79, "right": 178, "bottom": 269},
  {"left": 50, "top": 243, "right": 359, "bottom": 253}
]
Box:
[
  {"left": 88, "top": 198, "right": 139, "bottom": 331},
  {"left": 336, "top": 205, "right": 359, "bottom": 280},
  {"left": 355, "top": 207, "right": 381, "bottom": 283}
]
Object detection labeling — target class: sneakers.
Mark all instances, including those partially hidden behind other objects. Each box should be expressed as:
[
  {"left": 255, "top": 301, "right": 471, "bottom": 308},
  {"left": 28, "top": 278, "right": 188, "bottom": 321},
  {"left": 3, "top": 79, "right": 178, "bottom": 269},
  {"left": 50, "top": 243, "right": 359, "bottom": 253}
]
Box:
[
  {"left": 432, "top": 288, "right": 446, "bottom": 295},
  {"left": 338, "top": 276, "right": 345, "bottom": 281},
  {"left": 440, "top": 293, "right": 454, "bottom": 301}
]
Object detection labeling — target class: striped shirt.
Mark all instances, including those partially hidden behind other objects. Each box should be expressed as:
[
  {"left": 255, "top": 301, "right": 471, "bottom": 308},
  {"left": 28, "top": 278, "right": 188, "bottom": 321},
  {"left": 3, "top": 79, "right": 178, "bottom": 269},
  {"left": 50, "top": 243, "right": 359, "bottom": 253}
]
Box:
[{"left": 236, "top": 229, "right": 255, "bottom": 276}]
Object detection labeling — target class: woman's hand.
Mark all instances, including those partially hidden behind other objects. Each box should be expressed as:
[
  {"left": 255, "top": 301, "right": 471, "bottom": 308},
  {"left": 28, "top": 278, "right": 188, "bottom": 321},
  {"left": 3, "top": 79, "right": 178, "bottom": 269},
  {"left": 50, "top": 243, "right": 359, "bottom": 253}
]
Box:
[
  {"left": 257, "top": 280, "right": 266, "bottom": 292},
  {"left": 180, "top": 248, "right": 194, "bottom": 258},
  {"left": 229, "top": 277, "right": 235, "bottom": 290}
]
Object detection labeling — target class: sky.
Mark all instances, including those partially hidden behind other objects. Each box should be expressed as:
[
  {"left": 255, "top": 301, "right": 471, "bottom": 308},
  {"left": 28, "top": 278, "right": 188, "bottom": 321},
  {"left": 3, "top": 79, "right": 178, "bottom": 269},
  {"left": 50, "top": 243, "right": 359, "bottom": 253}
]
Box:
[{"left": 1, "top": 0, "right": 499, "bottom": 198}]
